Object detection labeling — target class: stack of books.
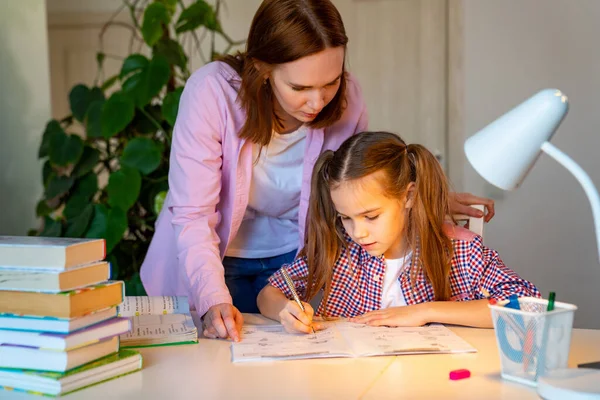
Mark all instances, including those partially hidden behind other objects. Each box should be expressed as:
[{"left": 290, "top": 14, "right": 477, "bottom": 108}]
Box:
[{"left": 0, "top": 236, "right": 142, "bottom": 397}]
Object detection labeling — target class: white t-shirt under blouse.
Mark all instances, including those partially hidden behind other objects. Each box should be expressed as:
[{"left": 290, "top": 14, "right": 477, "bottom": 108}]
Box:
[
  {"left": 381, "top": 253, "right": 412, "bottom": 308},
  {"left": 225, "top": 126, "right": 306, "bottom": 258}
]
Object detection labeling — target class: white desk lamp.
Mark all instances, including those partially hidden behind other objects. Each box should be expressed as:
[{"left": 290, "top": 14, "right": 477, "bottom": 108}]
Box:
[{"left": 464, "top": 89, "right": 600, "bottom": 399}]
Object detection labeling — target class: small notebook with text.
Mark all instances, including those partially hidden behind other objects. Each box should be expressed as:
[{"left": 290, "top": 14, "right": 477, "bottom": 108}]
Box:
[{"left": 117, "top": 296, "right": 198, "bottom": 347}]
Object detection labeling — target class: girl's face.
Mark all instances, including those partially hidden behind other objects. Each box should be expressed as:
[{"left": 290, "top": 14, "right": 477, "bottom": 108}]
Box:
[
  {"left": 330, "top": 172, "right": 415, "bottom": 260},
  {"left": 269, "top": 47, "right": 344, "bottom": 128}
]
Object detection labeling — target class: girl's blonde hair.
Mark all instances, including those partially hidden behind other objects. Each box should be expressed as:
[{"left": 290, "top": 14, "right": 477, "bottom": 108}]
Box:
[{"left": 299, "top": 131, "right": 453, "bottom": 311}]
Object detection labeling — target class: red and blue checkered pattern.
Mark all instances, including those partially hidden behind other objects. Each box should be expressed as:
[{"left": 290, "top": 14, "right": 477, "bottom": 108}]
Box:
[{"left": 268, "top": 234, "right": 540, "bottom": 318}]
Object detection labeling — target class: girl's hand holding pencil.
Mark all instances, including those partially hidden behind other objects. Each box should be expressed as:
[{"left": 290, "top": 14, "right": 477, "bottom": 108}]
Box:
[{"left": 279, "top": 300, "right": 322, "bottom": 334}]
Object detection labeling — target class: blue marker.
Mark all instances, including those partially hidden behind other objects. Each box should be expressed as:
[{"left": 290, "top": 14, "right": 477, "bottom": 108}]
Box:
[{"left": 505, "top": 294, "right": 521, "bottom": 310}]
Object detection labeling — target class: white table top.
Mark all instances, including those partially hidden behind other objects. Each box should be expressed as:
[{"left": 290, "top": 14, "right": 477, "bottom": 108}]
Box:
[{"left": 2, "top": 314, "right": 600, "bottom": 400}]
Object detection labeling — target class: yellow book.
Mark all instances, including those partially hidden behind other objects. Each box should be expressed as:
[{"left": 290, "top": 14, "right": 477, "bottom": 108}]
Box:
[{"left": 0, "top": 281, "right": 124, "bottom": 318}]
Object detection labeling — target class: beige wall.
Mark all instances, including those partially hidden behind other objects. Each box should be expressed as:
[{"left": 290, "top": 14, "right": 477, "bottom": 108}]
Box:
[
  {"left": 0, "top": 1, "right": 51, "bottom": 235},
  {"left": 460, "top": 0, "right": 600, "bottom": 328}
]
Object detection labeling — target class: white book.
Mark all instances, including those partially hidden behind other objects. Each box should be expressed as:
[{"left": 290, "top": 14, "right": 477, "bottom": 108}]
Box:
[
  {"left": 0, "top": 336, "right": 119, "bottom": 372},
  {"left": 0, "top": 317, "right": 130, "bottom": 350},
  {"left": 0, "top": 261, "right": 111, "bottom": 292},
  {"left": 0, "top": 236, "right": 105, "bottom": 270},
  {"left": 231, "top": 321, "right": 477, "bottom": 362},
  {"left": 0, "top": 307, "right": 117, "bottom": 334}
]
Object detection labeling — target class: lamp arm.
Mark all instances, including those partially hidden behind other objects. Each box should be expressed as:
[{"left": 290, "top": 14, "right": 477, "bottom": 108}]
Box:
[{"left": 541, "top": 141, "right": 600, "bottom": 262}]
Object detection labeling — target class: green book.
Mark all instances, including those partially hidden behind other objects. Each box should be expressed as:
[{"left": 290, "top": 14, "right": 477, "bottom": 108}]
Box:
[{"left": 0, "top": 349, "right": 142, "bottom": 397}]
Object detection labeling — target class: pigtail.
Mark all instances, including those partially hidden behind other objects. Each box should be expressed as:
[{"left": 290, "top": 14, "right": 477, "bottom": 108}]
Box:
[
  {"left": 299, "top": 151, "right": 344, "bottom": 308},
  {"left": 405, "top": 144, "right": 453, "bottom": 300}
]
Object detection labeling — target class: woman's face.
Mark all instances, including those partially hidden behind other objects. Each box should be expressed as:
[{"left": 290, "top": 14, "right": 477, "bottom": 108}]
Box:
[{"left": 269, "top": 46, "right": 345, "bottom": 126}]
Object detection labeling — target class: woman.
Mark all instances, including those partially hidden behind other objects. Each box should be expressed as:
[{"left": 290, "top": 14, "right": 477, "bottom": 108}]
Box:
[{"left": 140, "top": 0, "right": 494, "bottom": 342}]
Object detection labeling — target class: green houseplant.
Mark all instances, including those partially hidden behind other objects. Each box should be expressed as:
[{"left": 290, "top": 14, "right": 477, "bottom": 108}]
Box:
[{"left": 31, "top": 0, "right": 242, "bottom": 295}]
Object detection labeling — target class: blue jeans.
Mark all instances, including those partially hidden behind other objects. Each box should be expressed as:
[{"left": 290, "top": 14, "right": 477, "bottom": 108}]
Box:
[{"left": 223, "top": 249, "right": 297, "bottom": 313}]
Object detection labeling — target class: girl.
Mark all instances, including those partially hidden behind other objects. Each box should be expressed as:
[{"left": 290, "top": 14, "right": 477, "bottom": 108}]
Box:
[
  {"left": 140, "top": 0, "right": 495, "bottom": 342},
  {"left": 258, "top": 132, "right": 539, "bottom": 333}
]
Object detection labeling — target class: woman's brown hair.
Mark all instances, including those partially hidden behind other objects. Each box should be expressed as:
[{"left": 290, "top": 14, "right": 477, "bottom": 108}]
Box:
[
  {"left": 300, "top": 132, "right": 454, "bottom": 313},
  {"left": 220, "top": 0, "right": 348, "bottom": 146}
]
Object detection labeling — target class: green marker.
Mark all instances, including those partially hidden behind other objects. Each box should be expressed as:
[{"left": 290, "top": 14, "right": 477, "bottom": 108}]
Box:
[{"left": 547, "top": 291, "right": 556, "bottom": 311}]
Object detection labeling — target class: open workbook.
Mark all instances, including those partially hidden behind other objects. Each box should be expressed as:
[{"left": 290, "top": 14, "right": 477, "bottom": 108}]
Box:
[
  {"left": 116, "top": 296, "right": 198, "bottom": 347},
  {"left": 231, "top": 321, "right": 476, "bottom": 362}
]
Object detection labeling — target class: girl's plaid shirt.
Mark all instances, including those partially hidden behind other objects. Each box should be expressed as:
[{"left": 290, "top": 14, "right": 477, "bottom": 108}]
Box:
[{"left": 268, "top": 226, "right": 540, "bottom": 317}]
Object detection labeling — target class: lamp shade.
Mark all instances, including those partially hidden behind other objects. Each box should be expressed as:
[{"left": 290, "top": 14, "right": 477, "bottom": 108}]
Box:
[{"left": 464, "top": 89, "right": 569, "bottom": 190}]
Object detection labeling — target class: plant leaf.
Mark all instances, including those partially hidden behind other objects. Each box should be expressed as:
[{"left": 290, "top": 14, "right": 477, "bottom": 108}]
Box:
[
  {"left": 162, "top": 87, "right": 184, "bottom": 127},
  {"left": 42, "top": 160, "right": 52, "bottom": 186},
  {"left": 45, "top": 174, "right": 75, "bottom": 199},
  {"left": 102, "top": 92, "right": 135, "bottom": 138},
  {"left": 39, "top": 120, "right": 64, "bottom": 159},
  {"left": 141, "top": 2, "right": 170, "bottom": 47},
  {"left": 132, "top": 105, "right": 163, "bottom": 134},
  {"left": 65, "top": 203, "right": 94, "bottom": 237},
  {"left": 107, "top": 167, "right": 142, "bottom": 211},
  {"left": 64, "top": 190, "right": 92, "bottom": 220},
  {"left": 69, "top": 84, "right": 90, "bottom": 122},
  {"left": 71, "top": 172, "right": 98, "bottom": 200},
  {"left": 40, "top": 216, "right": 62, "bottom": 237},
  {"left": 88, "top": 205, "right": 128, "bottom": 253},
  {"left": 154, "top": 38, "right": 188, "bottom": 70},
  {"left": 85, "top": 205, "right": 128, "bottom": 253},
  {"left": 49, "top": 132, "right": 84, "bottom": 167},
  {"left": 88, "top": 87, "right": 105, "bottom": 104},
  {"left": 68, "top": 85, "right": 104, "bottom": 124},
  {"left": 85, "top": 100, "right": 105, "bottom": 138},
  {"left": 122, "top": 72, "right": 145, "bottom": 100},
  {"left": 140, "top": 55, "right": 170, "bottom": 106},
  {"left": 176, "top": 0, "right": 220, "bottom": 33},
  {"left": 35, "top": 200, "right": 54, "bottom": 217},
  {"left": 120, "top": 137, "right": 162, "bottom": 175},
  {"left": 125, "top": 272, "right": 147, "bottom": 296},
  {"left": 154, "top": 190, "right": 167, "bottom": 215},
  {"left": 158, "top": 0, "right": 177, "bottom": 16},
  {"left": 101, "top": 75, "right": 119, "bottom": 91},
  {"left": 85, "top": 204, "right": 108, "bottom": 241},
  {"left": 72, "top": 146, "right": 100, "bottom": 178},
  {"left": 120, "top": 54, "right": 149, "bottom": 80},
  {"left": 121, "top": 55, "right": 170, "bottom": 107}
]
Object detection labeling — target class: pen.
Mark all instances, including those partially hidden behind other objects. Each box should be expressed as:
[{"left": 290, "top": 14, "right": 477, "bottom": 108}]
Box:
[
  {"left": 280, "top": 269, "right": 316, "bottom": 334},
  {"left": 547, "top": 291, "right": 556, "bottom": 312},
  {"left": 481, "top": 287, "right": 497, "bottom": 305}
]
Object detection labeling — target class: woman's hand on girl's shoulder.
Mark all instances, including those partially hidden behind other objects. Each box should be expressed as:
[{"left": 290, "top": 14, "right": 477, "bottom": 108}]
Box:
[
  {"left": 449, "top": 192, "right": 495, "bottom": 222},
  {"left": 349, "top": 304, "right": 431, "bottom": 327}
]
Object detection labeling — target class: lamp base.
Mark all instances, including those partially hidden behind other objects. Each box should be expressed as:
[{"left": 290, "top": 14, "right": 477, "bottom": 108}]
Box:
[{"left": 537, "top": 368, "right": 600, "bottom": 399}]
